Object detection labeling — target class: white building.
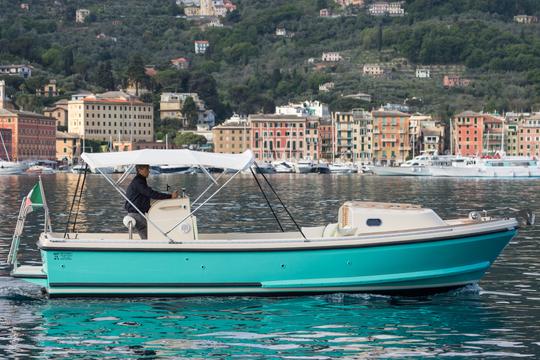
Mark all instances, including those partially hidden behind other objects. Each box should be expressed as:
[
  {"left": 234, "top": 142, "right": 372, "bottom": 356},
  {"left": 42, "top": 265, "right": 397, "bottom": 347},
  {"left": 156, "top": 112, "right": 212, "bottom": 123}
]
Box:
[
  {"left": 275, "top": 100, "right": 330, "bottom": 118},
  {"left": 319, "top": 82, "right": 335, "bottom": 92},
  {"left": 67, "top": 91, "right": 154, "bottom": 143},
  {"left": 275, "top": 27, "right": 287, "bottom": 36},
  {"left": 416, "top": 68, "right": 430, "bottom": 78},
  {"left": 75, "top": 9, "right": 91, "bottom": 23},
  {"left": 322, "top": 52, "right": 342, "bottom": 62},
  {"left": 363, "top": 64, "right": 384, "bottom": 76},
  {"left": 194, "top": 40, "right": 210, "bottom": 54},
  {"left": 0, "top": 64, "right": 32, "bottom": 78},
  {"left": 368, "top": 2, "right": 404, "bottom": 16}
]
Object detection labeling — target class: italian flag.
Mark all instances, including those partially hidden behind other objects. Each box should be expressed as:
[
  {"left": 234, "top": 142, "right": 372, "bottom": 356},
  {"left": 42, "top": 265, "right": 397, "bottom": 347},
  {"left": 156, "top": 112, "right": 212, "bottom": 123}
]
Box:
[{"left": 24, "top": 182, "right": 44, "bottom": 213}]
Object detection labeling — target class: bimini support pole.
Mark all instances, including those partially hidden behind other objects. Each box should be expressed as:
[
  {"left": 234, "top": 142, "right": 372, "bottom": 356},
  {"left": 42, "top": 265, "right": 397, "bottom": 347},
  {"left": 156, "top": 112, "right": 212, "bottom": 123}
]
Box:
[
  {"left": 95, "top": 167, "right": 174, "bottom": 242},
  {"left": 164, "top": 168, "right": 243, "bottom": 241},
  {"left": 250, "top": 167, "right": 284, "bottom": 232},
  {"left": 254, "top": 163, "right": 307, "bottom": 240}
]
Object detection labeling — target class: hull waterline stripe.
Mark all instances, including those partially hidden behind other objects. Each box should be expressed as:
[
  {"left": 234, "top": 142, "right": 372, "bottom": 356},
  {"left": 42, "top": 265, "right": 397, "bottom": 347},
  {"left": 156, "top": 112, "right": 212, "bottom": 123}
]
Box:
[
  {"left": 49, "top": 282, "right": 262, "bottom": 288},
  {"left": 38, "top": 228, "right": 517, "bottom": 252}
]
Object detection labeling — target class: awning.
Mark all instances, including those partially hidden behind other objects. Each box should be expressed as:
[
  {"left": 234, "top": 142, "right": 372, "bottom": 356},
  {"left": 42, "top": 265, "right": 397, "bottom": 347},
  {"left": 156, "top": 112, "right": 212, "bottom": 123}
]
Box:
[{"left": 81, "top": 149, "right": 255, "bottom": 171}]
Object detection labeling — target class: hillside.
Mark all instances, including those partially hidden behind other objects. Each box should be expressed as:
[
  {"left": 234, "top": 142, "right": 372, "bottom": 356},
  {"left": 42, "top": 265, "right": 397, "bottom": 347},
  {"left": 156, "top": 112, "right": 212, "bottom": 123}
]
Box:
[{"left": 1, "top": 0, "right": 540, "bottom": 124}]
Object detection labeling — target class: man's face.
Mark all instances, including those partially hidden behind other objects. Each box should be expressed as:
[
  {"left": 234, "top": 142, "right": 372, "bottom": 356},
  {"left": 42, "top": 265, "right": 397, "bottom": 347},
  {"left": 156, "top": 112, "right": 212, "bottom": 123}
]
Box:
[{"left": 138, "top": 166, "right": 150, "bottom": 178}]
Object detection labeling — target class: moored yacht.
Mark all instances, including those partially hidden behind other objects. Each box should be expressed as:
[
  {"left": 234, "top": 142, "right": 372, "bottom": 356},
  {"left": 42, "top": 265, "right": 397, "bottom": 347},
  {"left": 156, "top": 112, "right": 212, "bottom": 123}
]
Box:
[
  {"left": 273, "top": 161, "right": 295, "bottom": 173},
  {"left": 430, "top": 156, "right": 540, "bottom": 178},
  {"left": 294, "top": 159, "right": 313, "bottom": 174}
]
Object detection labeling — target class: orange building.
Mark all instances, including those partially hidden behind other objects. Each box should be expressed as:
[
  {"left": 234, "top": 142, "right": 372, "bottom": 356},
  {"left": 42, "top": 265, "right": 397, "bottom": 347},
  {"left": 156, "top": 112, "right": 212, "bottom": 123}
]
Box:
[
  {"left": 371, "top": 110, "right": 410, "bottom": 165},
  {"left": 451, "top": 111, "right": 484, "bottom": 156}
]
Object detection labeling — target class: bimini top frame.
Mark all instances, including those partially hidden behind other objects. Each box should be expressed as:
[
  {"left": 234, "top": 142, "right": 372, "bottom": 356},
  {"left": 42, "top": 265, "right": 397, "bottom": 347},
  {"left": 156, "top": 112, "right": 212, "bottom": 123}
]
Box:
[{"left": 79, "top": 149, "right": 256, "bottom": 243}]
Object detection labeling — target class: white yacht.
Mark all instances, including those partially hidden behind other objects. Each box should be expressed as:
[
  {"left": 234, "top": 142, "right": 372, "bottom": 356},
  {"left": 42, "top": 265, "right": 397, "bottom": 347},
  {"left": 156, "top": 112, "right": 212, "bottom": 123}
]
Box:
[
  {"left": 430, "top": 156, "right": 540, "bottom": 178},
  {"left": 294, "top": 159, "right": 313, "bottom": 174},
  {"left": 273, "top": 161, "right": 294, "bottom": 173},
  {"left": 329, "top": 163, "right": 355, "bottom": 174},
  {"left": 0, "top": 160, "right": 26, "bottom": 175}
]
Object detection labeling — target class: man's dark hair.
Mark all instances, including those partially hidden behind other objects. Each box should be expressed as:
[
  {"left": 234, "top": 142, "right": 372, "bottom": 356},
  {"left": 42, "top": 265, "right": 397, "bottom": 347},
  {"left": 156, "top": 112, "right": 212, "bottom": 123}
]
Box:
[{"left": 136, "top": 164, "right": 149, "bottom": 172}]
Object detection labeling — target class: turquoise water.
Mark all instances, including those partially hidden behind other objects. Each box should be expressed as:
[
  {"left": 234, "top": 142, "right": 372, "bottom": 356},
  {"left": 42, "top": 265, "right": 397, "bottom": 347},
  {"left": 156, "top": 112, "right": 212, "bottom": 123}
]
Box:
[{"left": 1, "top": 174, "right": 539, "bottom": 358}]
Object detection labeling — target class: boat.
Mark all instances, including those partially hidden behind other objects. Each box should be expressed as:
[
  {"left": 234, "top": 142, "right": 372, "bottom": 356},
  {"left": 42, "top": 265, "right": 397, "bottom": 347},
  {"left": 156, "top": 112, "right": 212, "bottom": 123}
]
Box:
[
  {"left": 251, "top": 162, "right": 276, "bottom": 174},
  {"left": 273, "top": 161, "right": 294, "bottom": 173},
  {"left": 151, "top": 165, "right": 193, "bottom": 174},
  {"left": 71, "top": 164, "right": 90, "bottom": 173},
  {"left": 311, "top": 162, "right": 331, "bottom": 174},
  {"left": 372, "top": 152, "right": 439, "bottom": 176},
  {"left": 329, "top": 163, "right": 355, "bottom": 173},
  {"left": 294, "top": 159, "right": 313, "bottom": 174},
  {"left": 430, "top": 156, "right": 540, "bottom": 178},
  {"left": 26, "top": 165, "right": 56, "bottom": 175},
  {"left": 0, "top": 160, "right": 27, "bottom": 175},
  {"left": 7, "top": 149, "right": 534, "bottom": 297}
]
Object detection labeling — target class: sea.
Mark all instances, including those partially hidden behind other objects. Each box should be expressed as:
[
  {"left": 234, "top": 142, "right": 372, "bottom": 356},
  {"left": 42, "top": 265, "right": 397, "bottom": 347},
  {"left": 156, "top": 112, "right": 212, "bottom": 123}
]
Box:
[{"left": 0, "top": 173, "right": 539, "bottom": 358}]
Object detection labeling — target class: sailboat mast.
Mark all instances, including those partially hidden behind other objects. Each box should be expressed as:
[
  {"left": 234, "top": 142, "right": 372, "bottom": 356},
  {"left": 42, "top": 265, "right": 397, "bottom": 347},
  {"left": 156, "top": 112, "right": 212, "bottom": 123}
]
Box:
[{"left": 0, "top": 128, "right": 11, "bottom": 162}]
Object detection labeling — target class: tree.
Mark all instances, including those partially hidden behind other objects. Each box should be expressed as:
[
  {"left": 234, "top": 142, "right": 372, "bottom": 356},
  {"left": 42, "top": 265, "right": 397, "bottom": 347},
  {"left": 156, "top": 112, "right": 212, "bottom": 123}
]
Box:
[
  {"left": 182, "top": 97, "right": 198, "bottom": 129},
  {"left": 94, "top": 62, "right": 115, "bottom": 90},
  {"left": 126, "top": 55, "right": 147, "bottom": 96},
  {"left": 174, "top": 132, "right": 207, "bottom": 147}
]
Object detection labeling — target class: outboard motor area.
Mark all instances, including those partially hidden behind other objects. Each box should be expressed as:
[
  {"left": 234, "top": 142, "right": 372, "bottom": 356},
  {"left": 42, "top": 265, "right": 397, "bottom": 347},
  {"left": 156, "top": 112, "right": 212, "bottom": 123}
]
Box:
[
  {"left": 338, "top": 201, "right": 447, "bottom": 235},
  {"left": 147, "top": 198, "right": 198, "bottom": 241}
]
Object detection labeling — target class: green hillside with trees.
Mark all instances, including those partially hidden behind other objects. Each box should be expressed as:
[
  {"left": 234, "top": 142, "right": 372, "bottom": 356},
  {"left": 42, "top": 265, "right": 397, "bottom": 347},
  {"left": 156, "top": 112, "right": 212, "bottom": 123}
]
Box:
[{"left": 1, "top": 0, "right": 539, "bottom": 128}]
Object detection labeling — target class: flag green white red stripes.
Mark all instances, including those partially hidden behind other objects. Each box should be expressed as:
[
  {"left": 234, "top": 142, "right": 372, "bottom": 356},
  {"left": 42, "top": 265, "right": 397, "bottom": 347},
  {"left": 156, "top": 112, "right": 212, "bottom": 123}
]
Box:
[{"left": 24, "top": 182, "right": 43, "bottom": 213}]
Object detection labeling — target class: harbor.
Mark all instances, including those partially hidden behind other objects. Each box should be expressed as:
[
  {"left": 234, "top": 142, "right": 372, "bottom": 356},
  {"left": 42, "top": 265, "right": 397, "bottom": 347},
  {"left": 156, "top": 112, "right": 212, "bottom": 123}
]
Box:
[{"left": 1, "top": 173, "right": 539, "bottom": 357}]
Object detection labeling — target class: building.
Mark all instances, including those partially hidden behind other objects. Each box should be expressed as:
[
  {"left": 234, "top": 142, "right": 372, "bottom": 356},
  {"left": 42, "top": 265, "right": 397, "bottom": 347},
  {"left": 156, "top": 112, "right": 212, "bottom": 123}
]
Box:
[
  {"left": 352, "top": 109, "right": 373, "bottom": 164},
  {"left": 75, "top": 9, "right": 91, "bottom": 23},
  {"left": 0, "top": 128, "right": 12, "bottom": 160},
  {"left": 409, "top": 114, "right": 443, "bottom": 155},
  {"left": 416, "top": 68, "right": 430, "bottom": 78},
  {"left": 443, "top": 75, "right": 471, "bottom": 88},
  {"left": 194, "top": 40, "right": 210, "bottom": 54},
  {"left": 320, "top": 8, "right": 331, "bottom": 17},
  {"left": 483, "top": 114, "right": 505, "bottom": 155},
  {"left": 20, "top": 3, "right": 29, "bottom": 10},
  {"left": 368, "top": 2, "right": 404, "bottom": 16},
  {"left": 275, "top": 26, "right": 287, "bottom": 36},
  {"left": 43, "top": 99, "right": 69, "bottom": 128},
  {"left": 421, "top": 128, "right": 443, "bottom": 154},
  {"left": 451, "top": 111, "right": 484, "bottom": 156},
  {"left": 332, "top": 111, "right": 356, "bottom": 161},
  {"left": 514, "top": 15, "right": 538, "bottom": 24},
  {"left": 0, "top": 64, "right": 32, "bottom": 78},
  {"left": 0, "top": 82, "right": 56, "bottom": 161},
  {"left": 171, "top": 57, "right": 190, "bottom": 70},
  {"left": 250, "top": 114, "right": 311, "bottom": 161},
  {"left": 184, "top": 6, "right": 200, "bottom": 16},
  {"left": 111, "top": 140, "right": 170, "bottom": 152},
  {"left": 335, "top": 0, "right": 364, "bottom": 6},
  {"left": 67, "top": 91, "right": 154, "bottom": 143},
  {"left": 36, "top": 80, "right": 59, "bottom": 97},
  {"left": 160, "top": 92, "right": 214, "bottom": 129},
  {"left": 322, "top": 52, "right": 342, "bottom": 62},
  {"left": 517, "top": 114, "right": 540, "bottom": 157},
  {"left": 371, "top": 109, "right": 411, "bottom": 165},
  {"left": 319, "top": 82, "right": 335, "bottom": 92},
  {"left": 56, "top": 131, "right": 82, "bottom": 164},
  {"left": 212, "top": 114, "right": 251, "bottom": 154},
  {"left": 363, "top": 64, "right": 384, "bottom": 76},
  {"left": 505, "top": 119, "right": 520, "bottom": 156},
  {"left": 275, "top": 101, "right": 330, "bottom": 118}
]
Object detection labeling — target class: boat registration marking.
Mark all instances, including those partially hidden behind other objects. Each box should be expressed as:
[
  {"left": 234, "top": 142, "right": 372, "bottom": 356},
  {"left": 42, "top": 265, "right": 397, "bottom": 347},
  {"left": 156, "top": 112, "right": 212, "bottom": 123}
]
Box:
[{"left": 53, "top": 252, "right": 73, "bottom": 261}]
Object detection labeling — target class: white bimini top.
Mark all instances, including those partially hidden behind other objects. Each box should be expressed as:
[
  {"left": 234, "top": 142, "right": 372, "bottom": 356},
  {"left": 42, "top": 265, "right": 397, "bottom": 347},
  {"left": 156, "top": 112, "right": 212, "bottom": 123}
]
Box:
[{"left": 81, "top": 149, "right": 255, "bottom": 171}]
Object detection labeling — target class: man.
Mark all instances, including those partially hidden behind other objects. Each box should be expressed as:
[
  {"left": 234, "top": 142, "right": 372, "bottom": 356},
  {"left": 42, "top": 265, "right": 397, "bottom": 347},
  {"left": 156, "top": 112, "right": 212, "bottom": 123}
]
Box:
[{"left": 125, "top": 164, "right": 178, "bottom": 239}]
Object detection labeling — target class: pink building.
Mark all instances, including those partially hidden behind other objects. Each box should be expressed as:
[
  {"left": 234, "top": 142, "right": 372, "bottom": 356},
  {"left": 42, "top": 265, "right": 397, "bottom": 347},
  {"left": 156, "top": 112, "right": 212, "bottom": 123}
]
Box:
[
  {"left": 170, "top": 57, "right": 190, "bottom": 70},
  {"left": 443, "top": 75, "right": 471, "bottom": 88},
  {"left": 452, "top": 111, "right": 484, "bottom": 156},
  {"left": 320, "top": 8, "right": 331, "bottom": 17}
]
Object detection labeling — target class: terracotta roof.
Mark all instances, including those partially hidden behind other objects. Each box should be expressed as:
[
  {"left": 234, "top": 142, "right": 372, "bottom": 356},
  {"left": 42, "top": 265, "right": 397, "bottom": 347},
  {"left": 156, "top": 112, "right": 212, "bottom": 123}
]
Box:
[{"left": 372, "top": 110, "right": 410, "bottom": 117}]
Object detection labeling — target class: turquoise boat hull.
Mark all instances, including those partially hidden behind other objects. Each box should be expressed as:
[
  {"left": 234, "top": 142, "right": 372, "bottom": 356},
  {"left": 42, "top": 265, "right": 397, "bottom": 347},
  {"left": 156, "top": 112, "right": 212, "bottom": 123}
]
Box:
[{"left": 29, "top": 228, "right": 516, "bottom": 296}]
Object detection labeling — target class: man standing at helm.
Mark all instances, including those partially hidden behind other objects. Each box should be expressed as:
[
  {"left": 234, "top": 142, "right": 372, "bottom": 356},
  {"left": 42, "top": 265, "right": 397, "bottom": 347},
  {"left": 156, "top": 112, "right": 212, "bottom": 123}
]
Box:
[{"left": 125, "top": 164, "right": 178, "bottom": 239}]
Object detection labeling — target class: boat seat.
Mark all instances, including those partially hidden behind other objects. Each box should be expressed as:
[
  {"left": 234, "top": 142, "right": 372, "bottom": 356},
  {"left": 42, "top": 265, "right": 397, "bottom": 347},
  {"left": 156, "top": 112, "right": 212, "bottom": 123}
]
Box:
[
  {"left": 123, "top": 215, "right": 137, "bottom": 239},
  {"left": 300, "top": 226, "right": 325, "bottom": 239},
  {"left": 322, "top": 223, "right": 339, "bottom": 238}
]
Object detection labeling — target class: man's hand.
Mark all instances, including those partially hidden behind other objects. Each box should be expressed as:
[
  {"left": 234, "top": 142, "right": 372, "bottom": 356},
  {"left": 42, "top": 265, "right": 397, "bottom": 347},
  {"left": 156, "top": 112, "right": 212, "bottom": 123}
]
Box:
[{"left": 171, "top": 190, "right": 179, "bottom": 199}]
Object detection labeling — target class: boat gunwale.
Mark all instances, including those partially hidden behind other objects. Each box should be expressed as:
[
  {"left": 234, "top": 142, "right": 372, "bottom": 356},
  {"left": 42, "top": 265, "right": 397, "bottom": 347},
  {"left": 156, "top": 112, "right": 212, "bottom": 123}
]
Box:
[{"left": 37, "top": 219, "right": 518, "bottom": 252}]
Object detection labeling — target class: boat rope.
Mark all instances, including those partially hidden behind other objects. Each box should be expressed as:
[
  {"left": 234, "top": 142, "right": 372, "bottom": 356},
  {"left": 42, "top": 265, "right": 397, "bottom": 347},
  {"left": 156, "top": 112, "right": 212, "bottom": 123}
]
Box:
[
  {"left": 254, "top": 163, "right": 307, "bottom": 240},
  {"left": 250, "top": 167, "right": 284, "bottom": 232},
  {"left": 71, "top": 164, "right": 88, "bottom": 232},
  {"left": 64, "top": 164, "right": 85, "bottom": 238}
]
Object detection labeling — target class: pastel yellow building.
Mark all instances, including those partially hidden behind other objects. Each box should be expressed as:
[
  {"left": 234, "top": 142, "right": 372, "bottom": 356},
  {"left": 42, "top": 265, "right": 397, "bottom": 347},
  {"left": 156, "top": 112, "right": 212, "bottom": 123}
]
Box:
[
  {"left": 67, "top": 91, "right": 153, "bottom": 143},
  {"left": 212, "top": 115, "right": 250, "bottom": 154}
]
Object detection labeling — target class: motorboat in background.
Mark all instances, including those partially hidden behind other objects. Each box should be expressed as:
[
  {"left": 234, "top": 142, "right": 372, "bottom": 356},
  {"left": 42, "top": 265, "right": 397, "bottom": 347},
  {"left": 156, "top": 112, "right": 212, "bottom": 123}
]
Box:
[
  {"left": 0, "top": 160, "right": 27, "bottom": 175},
  {"left": 329, "top": 163, "right": 356, "bottom": 174},
  {"left": 273, "top": 161, "right": 295, "bottom": 173},
  {"left": 294, "top": 159, "right": 313, "bottom": 174},
  {"left": 251, "top": 162, "right": 276, "bottom": 174},
  {"left": 311, "top": 162, "right": 331, "bottom": 174},
  {"left": 430, "top": 156, "right": 540, "bottom": 178},
  {"left": 7, "top": 149, "right": 534, "bottom": 297}
]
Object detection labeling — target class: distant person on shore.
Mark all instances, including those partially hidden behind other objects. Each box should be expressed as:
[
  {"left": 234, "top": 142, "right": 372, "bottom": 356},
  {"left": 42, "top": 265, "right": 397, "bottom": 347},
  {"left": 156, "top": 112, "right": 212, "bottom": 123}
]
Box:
[{"left": 125, "top": 164, "right": 178, "bottom": 239}]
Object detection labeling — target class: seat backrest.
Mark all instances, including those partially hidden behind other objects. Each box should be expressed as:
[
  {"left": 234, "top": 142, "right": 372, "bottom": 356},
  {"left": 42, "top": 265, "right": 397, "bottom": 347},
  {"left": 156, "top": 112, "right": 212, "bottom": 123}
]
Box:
[{"left": 147, "top": 198, "right": 197, "bottom": 241}]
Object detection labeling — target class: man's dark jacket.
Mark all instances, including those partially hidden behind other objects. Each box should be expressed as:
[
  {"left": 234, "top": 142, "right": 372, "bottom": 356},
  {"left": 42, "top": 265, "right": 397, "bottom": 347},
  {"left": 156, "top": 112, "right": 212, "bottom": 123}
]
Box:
[{"left": 125, "top": 174, "right": 171, "bottom": 213}]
